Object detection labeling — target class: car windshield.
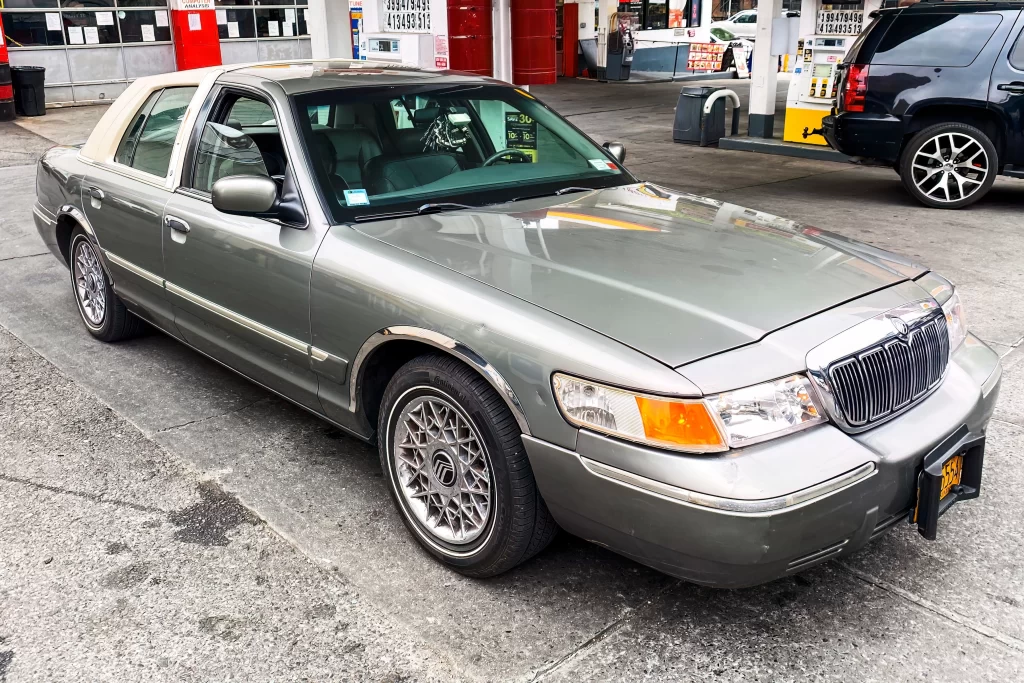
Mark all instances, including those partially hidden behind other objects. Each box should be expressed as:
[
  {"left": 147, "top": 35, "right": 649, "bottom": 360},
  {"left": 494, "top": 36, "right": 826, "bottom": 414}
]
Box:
[{"left": 293, "top": 83, "right": 633, "bottom": 222}]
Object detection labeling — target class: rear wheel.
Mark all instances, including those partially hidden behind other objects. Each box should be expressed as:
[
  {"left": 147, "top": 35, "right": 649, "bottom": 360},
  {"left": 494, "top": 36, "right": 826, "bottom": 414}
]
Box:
[
  {"left": 69, "top": 228, "right": 144, "bottom": 342},
  {"left": 899, "top": 122, "right": 996, "bottom": 209},
  {"left": 378, "top": 353, "right": 557, "bottom": 577}
]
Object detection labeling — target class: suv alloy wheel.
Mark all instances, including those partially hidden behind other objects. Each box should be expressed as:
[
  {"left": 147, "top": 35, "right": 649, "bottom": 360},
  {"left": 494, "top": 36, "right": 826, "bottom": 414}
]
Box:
[{"left": 899, "top": 123, "right": 998, "bottom": 209}]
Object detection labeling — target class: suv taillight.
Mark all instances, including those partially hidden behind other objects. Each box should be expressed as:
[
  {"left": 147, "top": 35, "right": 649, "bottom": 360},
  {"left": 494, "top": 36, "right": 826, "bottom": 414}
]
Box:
[{"left": 842, "top": 64, "right": 869, "bottom": 112}]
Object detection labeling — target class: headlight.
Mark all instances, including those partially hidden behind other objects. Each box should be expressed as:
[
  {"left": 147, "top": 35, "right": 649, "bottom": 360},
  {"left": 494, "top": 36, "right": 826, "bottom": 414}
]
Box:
[
  {"left": 551, "top": 373, "right": 825, "bottom": 453},
  {"left": 706, "top": 375, "right": 824, "bottom": 448},
  {"left": 942, "top": 290, "right": 967, "bottom": 351},
  {"left": 551, "top": 374, "right": 727, "bottom": 453}
]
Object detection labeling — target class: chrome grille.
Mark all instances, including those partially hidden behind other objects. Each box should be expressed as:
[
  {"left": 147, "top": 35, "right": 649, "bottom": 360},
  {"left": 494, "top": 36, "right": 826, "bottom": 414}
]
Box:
[{"left": 827, "top": 313, "right": 949, "bottom": 427}]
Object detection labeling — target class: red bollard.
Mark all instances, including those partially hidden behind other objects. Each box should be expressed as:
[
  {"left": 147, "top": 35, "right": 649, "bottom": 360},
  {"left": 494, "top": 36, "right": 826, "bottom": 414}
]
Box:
[{"left": 0, "top": 14, "right": 16, "bottom": 121}]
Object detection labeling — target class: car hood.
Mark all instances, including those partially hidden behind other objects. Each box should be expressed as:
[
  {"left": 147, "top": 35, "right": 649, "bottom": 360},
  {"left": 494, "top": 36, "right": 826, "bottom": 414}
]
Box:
[{"left": 354, "top": 183, "right": 924, "bottom": 368}]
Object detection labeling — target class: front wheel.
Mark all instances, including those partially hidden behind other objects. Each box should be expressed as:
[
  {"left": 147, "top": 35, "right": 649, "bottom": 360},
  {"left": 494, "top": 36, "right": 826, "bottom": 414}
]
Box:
[
  {"left": 378, "top": 354, "right": 557, "bottom": 577},
  {"left": 899, "top": 122, "right": 997, "bottom": 209}
]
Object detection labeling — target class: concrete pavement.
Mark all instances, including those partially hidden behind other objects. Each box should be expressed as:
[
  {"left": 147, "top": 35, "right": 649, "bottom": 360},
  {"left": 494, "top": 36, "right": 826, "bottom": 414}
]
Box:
[{"left": 2, "top": 82, "right": 1024, "bottom": 681}]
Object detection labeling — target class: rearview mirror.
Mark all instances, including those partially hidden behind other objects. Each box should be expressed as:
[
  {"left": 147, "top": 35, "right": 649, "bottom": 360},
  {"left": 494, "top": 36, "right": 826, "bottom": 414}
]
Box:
[
  {"left": 212, "top": 175, "right": 278, "bottom": 216},
  {"left": 603, "top": 141, "right": 626, "bottom": 164}
]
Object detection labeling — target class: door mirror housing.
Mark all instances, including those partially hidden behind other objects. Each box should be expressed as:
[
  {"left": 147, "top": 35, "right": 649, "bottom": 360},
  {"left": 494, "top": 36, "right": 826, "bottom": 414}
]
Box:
[
  {"left": 212, "top": 175, "right": 279, "bottom": 216},
  {"left": 603, "top": 141, "right": 626, "bottom": 164}
]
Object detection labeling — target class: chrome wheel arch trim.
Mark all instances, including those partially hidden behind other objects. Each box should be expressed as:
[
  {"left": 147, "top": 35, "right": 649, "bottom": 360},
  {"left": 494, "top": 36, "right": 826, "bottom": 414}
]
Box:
[
  {"left": 56, "top": 204, "right": 114, "bottom": 282},
  {"left": 349, "top": 326, "right": 533, "bottom": 436}
]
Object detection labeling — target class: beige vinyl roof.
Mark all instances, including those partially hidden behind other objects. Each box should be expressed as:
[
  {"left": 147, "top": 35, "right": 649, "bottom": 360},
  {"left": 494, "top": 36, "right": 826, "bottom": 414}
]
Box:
[{"left": 79, "top": 67, "right": 223, "bottom": 163}]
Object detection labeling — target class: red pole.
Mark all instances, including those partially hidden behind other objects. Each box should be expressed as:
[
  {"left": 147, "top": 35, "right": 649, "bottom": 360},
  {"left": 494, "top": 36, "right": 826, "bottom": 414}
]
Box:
[{"left": 169, "top": 0, "right": 223, "bottom": 71}]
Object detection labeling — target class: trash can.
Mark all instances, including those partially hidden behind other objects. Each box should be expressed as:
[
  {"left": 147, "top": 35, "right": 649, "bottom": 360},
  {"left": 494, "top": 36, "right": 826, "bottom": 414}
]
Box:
[
  {"left": 673, "top": 86, "right": 725, "bottom": 146},
  {"left": 0, "top": 63, "right": 15, "bottom": 122},
  {"left": 11, "top": 66, "right": 46, "bottom": 117}
]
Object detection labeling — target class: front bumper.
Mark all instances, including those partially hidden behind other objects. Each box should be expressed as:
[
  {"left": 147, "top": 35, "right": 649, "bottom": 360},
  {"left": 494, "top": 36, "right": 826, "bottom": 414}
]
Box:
[{"left": 524, "top": 335, "right": 1001, "bottom": 588}]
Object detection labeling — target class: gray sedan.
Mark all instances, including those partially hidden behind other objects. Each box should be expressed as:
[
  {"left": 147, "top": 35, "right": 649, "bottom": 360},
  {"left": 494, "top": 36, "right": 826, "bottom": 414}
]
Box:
[{"left": 33, "top": 61, "right": 1001, "bottom": 587}]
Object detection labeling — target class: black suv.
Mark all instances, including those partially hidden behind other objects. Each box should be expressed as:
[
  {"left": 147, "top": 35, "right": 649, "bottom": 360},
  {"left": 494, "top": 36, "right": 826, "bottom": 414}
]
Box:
[{"left": 823, "top": 1, "right": 1024, "bottom": 209}]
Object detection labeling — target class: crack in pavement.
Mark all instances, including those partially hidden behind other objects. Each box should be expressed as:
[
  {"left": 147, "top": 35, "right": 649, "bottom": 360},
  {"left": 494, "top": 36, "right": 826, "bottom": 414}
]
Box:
[
  {"left": 0, "top": 473, "right": 165, "bottom": 515},
  {"left": 528, "top": 579, "right": 683, "bottom": 682},
  {"left": 839, "top": 562, "right": 1024, "bottom": 653},
  {"left": 0, "top": 253, "right": 49, "bottom": 263},
  {"left": 153, "top": 396, "right": 274, "bottom": 435}
]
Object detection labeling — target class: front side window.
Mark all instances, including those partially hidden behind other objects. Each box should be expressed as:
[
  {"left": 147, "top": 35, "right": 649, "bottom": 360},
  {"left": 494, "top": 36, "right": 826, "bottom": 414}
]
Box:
[
  {"left": 192, "top": 93, "right": 284, "bottom": 193},
  {"left": 129, "top": 86, "right": 197, "bottom": 177},
  {"left": 295, "top": 84, "right": 632, "bottom": 222}
]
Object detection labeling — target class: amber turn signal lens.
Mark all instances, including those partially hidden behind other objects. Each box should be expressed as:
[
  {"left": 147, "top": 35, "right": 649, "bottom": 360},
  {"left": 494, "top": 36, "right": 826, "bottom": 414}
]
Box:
[{"left": 634, "top": 396, "right": 725, "bottom": 448}]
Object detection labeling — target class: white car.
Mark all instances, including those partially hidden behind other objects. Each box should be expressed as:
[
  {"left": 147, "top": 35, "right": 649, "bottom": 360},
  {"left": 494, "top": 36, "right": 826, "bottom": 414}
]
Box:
[{"left": 710, "top": 9, "right": 800, "bottom": 40}]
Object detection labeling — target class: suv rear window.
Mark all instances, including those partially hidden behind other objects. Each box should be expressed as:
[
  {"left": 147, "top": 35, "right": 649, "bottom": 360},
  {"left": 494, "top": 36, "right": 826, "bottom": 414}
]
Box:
[{"left": 872, "top": 13, "right": 1002, "bottom": 67}]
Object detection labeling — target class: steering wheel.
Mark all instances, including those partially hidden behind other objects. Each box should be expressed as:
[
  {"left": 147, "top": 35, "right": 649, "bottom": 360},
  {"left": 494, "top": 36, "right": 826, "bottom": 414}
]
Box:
[{"left": 482, "top": 149, "right": 533, "bottom": 166}]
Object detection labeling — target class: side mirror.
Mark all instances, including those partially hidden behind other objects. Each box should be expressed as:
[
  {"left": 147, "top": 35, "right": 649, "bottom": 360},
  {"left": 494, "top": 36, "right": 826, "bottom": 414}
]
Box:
[
  {"left": 211, "top": 175, "right": 279, "bottom": 216},
  {"left": 603, "top": 141, "right": 626, "bottom": 164}
]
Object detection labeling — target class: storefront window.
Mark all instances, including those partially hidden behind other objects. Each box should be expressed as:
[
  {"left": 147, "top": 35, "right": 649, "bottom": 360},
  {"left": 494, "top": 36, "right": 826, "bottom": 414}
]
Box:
[
  {"left": 0, "top": 11, "right": 65, "bottom": 46},
  {"left": 2, "top": 0, "right": 60, "bottom": 8},
  {"left": 63, "top": 10, "right": 122, "bottom": 44},
  {"left": 255, "top": 7, "right": 300, "bottom": 37},
  {"left": 645, "top": 0, "right": 667, "bottom": 29},
  {"left": 60, "top": 0, "right": 117, "bottom": 8},
  {"left": 117, "top": 9, "right": 171, "bottom": 42},
  {"left": 217, "top": 7, "right": 257, "bottom": 38}
]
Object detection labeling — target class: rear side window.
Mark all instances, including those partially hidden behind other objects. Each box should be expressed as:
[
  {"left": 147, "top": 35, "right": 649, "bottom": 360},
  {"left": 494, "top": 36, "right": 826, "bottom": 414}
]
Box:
[
  {"left": 114, "top": 90, "right": 160, "bottom": 167},
  {"left": 872, "top": 13, "right": 1002, "bottom": 67},
  {"left": 122, "top": 86, "right": 197, "bottom": 178},
  {"left": 1009, "top": 29, "right": 1024, "bottom": 70}
]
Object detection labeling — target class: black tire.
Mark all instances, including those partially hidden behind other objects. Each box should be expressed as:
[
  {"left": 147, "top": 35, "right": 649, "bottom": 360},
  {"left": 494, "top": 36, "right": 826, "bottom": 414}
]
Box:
[
  {"left": 69, "top": 228, "right": 144, "bottom": 342},
  {"left": 898, "top": 122, "right": 997, "bottom": 209},
  {"left": 378, "top": 353, "right": 557, "bottom": 577}
]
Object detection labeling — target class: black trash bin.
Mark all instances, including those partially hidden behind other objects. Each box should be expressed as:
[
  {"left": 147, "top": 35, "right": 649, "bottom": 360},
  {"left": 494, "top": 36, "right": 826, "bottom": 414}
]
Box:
[
  {"left": 11, "top": 66, "right": 46, "bottom": 117},
  {"left": 0, "top": 63, "right": 15, "bottom": 122},
  {"left": 673, "top": 86, "right": 725, "bottom": 146}
]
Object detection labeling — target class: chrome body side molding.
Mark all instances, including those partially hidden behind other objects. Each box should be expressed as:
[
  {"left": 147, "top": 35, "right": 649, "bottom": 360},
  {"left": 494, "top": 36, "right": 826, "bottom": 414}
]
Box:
[
  {"left": 349, "top": 326, "right": 532, "bottom": 436},
  {"left": 164, "top": 281, "right": 310, "bottom": 354},
  {"left": 582, "top": 456, "right": 876, "bottom": 515},
  {"left": 105, "top": 251, "right": 165, "bottom": 287}
]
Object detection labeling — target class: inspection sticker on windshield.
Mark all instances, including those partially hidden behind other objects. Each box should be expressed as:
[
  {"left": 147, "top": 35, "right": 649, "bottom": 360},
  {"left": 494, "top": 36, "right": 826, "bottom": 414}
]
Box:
[
  {"left": 589, "top": 159, "right": 618, "bottom": 171},
  {"left": 344, "top": 189, "right": 370, "bottom": 206}
]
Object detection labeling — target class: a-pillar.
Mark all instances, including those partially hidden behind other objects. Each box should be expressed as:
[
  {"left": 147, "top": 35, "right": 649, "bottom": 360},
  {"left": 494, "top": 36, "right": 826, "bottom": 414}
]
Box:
[
  {"left": 748, "top": 0, "right": 781, "bottom": 138},
  {"left": 169, "top": 0, "right": 222, "bottom": 72},
  {"left": 308, "top": 0, "right": 353, "bottom": 59}
]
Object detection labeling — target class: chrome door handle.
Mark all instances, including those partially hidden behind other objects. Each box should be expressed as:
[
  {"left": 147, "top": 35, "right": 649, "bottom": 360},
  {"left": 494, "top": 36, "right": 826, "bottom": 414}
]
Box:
[
  {"left": 89, "top": 187, "right": 105, "bottom": 201},
  {"left": 165, "top": 215, "right": 191, "bottom": 234},
  {"left": 997, "top": 82, "right": 1024, "bottom": 94}
]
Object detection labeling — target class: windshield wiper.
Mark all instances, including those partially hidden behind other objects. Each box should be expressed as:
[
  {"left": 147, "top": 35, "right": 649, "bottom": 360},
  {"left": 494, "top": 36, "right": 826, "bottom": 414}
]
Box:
[
  {"left": 354, "top": 202, "right": 478, "bottom": 222},
  {"left": 508, "top": 186, "right": 594, "bottom": 203}
]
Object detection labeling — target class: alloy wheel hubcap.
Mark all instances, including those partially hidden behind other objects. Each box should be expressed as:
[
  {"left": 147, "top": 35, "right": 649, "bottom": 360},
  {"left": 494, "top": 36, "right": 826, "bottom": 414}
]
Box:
[
  {"left": 911, "top": 132, "right": 988, "bottom": 203},
  {"left": 393, "top": 395, "right": 492, "bottom": 545},
  {"left": 74, "top": 240, "right": 106, "bottom": 326}
]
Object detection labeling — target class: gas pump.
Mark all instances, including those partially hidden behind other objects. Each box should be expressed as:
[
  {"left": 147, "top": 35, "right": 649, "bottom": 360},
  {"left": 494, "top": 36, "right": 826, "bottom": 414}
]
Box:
[
  {"left": 605, "top": 12, "right": 638, "bottom": 81},
  {"left": 782, "top": 35, "right": 850, "bottom": 145}
]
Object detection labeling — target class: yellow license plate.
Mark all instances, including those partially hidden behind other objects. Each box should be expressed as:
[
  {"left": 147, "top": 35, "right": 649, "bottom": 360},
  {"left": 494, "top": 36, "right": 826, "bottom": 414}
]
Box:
[
  {"left": 914, "top": 453, "right": 964, "bottom": 523},
  {"left": 940, "top": 454, "right": 964, "bottom": 500}
]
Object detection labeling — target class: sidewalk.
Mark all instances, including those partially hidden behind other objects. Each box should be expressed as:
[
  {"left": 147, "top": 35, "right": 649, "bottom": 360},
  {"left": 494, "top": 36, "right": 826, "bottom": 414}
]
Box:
[{"left": 0, "top": 104, "right": 108, "bottom": 168}]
